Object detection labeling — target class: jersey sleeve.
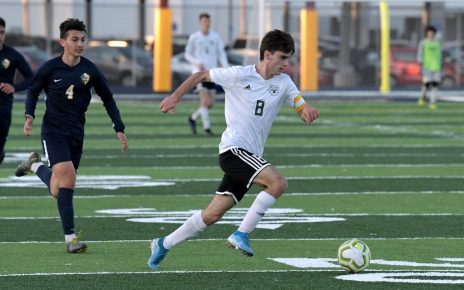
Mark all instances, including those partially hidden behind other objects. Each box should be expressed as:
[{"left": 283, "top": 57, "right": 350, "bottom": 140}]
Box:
[
  {"left": 184, "top": 34, "right": 201, "bottom": 67},
  {"left": 25, "top": 63, "right": 50, "bottom": 118},
  {"left": 284, "top": 77, "right": 302, "bottom": 108},
  {"left": 209, "top": 66, "right": 239, "bottom": 90},
  {"left": 92, "top": 66, "right": 125, "bottom": 133},
  {"left": 13, "top": 51, "right": 33, "bottom": 92}
]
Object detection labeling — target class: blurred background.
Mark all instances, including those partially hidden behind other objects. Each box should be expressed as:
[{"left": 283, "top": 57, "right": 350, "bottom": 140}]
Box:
[{"left": 2, "top": 0, "right": 464, "bottom": 93}]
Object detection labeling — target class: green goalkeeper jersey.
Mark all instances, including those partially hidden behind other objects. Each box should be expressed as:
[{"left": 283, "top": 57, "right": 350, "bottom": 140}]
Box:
[{"left": 417, "top": 39, "right": 442, "bottom": 72}]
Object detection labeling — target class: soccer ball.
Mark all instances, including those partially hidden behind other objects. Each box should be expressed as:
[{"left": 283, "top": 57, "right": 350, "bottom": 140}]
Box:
[{"left": 337, "top": 239, "right": 371, "bottom": 273}]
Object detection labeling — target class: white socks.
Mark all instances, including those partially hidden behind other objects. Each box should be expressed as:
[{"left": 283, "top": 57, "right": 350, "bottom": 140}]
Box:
[
  {"left": 430, "top": 88, "right": 437, "bottom": 104},
  {"left": 191, "top": 107, "right": 211, "bottom": 130},
  {"left": 163, "top": 211, "right": 207, "bottom": 249},
  {"left": 31, "top": 162, "right": 44, "bottom": 173},
  {"left": 65, "top": 233, "right": 76, "bottom": 243},
  {"left": 238, "top": 191, "right": 276, "bottom": 233}
]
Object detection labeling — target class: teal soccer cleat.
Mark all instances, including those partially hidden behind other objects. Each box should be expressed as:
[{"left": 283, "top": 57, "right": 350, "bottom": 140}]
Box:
[
  {"left": 147, "top": 237, "right": 169, "bottom": 270},
  {"left": 227, "top": 230, "right": 254, "bottom": 257}
]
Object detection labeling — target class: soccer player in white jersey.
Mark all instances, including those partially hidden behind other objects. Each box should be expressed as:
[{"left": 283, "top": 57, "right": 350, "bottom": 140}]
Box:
[
  {"left": 185, "top": 13, "right": 228, "bottom": 136},
  {"left": 148, "top": 29, "right": 319, "bottom": 270}
]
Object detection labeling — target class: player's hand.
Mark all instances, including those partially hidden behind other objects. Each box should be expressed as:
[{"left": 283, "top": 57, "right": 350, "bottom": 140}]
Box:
[
  {"left": 116, "top": 132, "right": 128, "bottom": 153},
  {"left": 23, "top": 116, "right": 33, "bottom": 136},
  {"left": 160, "top": 95, "right": 179, "bottom": 114},
  {"left": 299, "top": 104, "right": 320, "bottom": 125},
  {"left": 0, "top": 83, "right": 15, "bottom": 94}
]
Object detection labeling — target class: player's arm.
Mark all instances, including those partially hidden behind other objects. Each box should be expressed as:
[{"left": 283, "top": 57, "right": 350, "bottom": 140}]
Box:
[
  {"left": 0, "top": 53, "right": 33, "bottom": 94},
  {"left": 13, "top": 52, "right": 33, "bottom": 93},
  {"left": 293, "top": 95, "right": 320, "bottom": 125},
  {"left": 93, "top": 69, "right": 128, "bottom": 153},
  {"left": 184, "top": 36, "right": 201, "bottom": 65},
  {"left": 160, "top": 70, "right": 211, "bottom": 113},
  {"left": 23, "top": 65, "right": 48, "bottom": 136}
]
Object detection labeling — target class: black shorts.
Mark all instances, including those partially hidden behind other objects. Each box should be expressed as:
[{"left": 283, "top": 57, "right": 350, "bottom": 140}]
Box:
[
  {"left": 41, "top": 133, "right": 83, "bottom": 169},
  {"left": 197, "top": 81, "right": 216, "bottom": 91},
  {"left": 216, "top": 148, "right": 271, "bottom": 204}
]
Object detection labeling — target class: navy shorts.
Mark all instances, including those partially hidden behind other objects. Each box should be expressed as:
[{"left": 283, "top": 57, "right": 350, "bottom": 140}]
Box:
[
  {"left": 197, "top": 81, "right": 216, "bottom": 91},
  {"left": 216, "top": 148, "right": 271, "bottom": 204},
  {"left": 41, "top": 133, "right": 83, "bottom": 169}
]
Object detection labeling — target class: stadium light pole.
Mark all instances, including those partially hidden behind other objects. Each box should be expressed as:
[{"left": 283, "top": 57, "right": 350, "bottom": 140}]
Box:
[
  {"left": 45, "top": 0, "right": 53, "bottom": 56},
  {"left": 153, "top": 0, "right": 172, "bottom": 92},
  {"left": 379, "top": 0, "right": 391, "bottom": 93},
  {"left": 21, "top": 0, "right": 30, "bottom": 35}
]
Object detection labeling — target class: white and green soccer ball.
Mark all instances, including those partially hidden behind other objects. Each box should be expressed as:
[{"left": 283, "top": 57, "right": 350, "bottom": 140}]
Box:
[{"left": 337, "top": 239, "right": 371, "bottom": 273}]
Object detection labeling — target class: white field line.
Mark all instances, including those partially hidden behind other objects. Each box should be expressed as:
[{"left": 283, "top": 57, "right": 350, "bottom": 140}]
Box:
[
  {"left": 2, "top": 190, "right": 464, "bottom": 200},
  {"left": 5, "top": 269, "right": 464, "bottom": 277},
  {"left": 1, "top": 212, "right": 464, "bottom": 220},
  {"left": 10, "top": 144, "right": 464, "bottom": 152},
  {"left": 80, "top": 152, "right": 460, "bottom": 159},
  {"left": 2, "top": 237, "right": 464, "bottom": 245}
]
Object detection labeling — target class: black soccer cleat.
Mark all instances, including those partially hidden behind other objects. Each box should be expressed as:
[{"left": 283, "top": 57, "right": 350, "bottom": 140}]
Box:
[
  {"left": 188, "top": 116, "right": 197, "bottom": 135},
  {"left": 204, "top": 128, "right": 214, "bottom": 137}
]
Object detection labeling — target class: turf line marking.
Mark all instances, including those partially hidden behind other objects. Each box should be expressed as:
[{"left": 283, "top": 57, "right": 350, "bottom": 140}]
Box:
[
  {"left": 2, "top": 237, "right": 464, "bottom": 244},
  {"left": 2, "top": 190, "right": 464, "bottom": 199},
  {"left": 3, "top": 269, "right": 464, "bottom": 278},
  {"left": 2, "top": 212, "right": 464, "bottom": 220}
]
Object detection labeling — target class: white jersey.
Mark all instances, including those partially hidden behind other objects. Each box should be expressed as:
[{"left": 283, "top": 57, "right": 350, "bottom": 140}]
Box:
[
  {"left": 185, "top": 30, "right": 229, "bottom": 73},
  {"left": 210, "top": 65, "right": 301, "bottom": 157}
]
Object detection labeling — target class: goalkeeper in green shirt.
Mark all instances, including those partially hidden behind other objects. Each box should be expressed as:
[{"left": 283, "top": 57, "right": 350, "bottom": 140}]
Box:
[{"left": 417, "top": 25, "right": 441, "bottom": 110}]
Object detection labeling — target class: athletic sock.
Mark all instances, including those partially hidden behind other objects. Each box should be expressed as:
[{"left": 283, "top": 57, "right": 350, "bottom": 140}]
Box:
[
  {"left": 57, "top": 188, "right": 75, "bottom": 235},
  {"left": 34, "top": 164, "right": 52, "bottom": 189},
  {"left": 199, "top": 107, "right": 211, "bottom": 130},
  {"left": 191, "top": 108, "right": 202, "bottom": 120},
  {"left": 238, "top": 191, "right": 276, "bottom": 233},
  {"left": 430, "top": 87, "right": 437, "bottom": 104},
  {"left": 163, "top": 211, "right": 207, "bottom": 249},
  {"left": 65, "top": 233, "right": 77, "bottom": 243}
]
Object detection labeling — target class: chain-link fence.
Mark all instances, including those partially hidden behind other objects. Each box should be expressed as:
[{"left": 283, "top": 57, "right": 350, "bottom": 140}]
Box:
[{"left": 1, "top": 0, "right": 463, "bottom": 90}]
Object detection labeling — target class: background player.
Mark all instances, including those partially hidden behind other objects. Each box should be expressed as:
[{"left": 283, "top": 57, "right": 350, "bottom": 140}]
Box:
[
  {"left": 185, "top": 13, "right": 228, "bottom": 136},
  {"left": 15, "top": 18, "right": 128, "bottom": 253},
  {"left": 417, "top": 25, "right": 442, "bottom": 110},
  {"left": 148, "top": 29, "right": 319, "bottom": 269},
  {"left": 0, "top": 17, "right": 33, "bottom": 164}
]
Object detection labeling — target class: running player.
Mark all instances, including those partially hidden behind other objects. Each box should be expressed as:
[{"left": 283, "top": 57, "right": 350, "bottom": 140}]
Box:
[
  {"left": 148, "top": 29, "right": 319, "bottom": 269},
  {"left": 185, "top": 13, "right": 228, "bottom": 136},
  {"left": 15, "top": 18, "right": 128, "bottom": 253}
]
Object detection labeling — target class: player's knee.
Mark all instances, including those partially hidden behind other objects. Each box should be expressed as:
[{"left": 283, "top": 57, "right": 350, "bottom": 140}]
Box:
[
  {"left": 202, "top": 210, "right": 223, "bottom": 225},
  {"left": 270, "top": 175, "right": 288, "bottom": 196}
]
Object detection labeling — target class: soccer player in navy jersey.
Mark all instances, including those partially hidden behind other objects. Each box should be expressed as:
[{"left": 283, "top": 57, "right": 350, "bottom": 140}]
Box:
[
  {"left": 15, "top": 18, "right": 128, "bottom": 253},
  {"left": 0, "top": 17, "right": 33, "bottom": 164}
]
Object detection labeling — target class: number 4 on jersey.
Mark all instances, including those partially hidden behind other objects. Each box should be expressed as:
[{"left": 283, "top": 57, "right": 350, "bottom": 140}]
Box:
[{"left": 65, "top": 85, "right": 74, "bottom": 100}]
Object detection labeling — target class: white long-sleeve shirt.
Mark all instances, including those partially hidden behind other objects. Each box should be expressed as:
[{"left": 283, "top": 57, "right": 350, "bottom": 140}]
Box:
[{"left": 185, "top": 30, "right": 229, "bottom": 73}]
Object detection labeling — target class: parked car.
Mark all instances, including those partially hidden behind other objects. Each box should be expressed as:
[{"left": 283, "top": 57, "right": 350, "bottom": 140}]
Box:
[
  {"left": 389, "top": 46, "right": 463, "bottom": 88},
  {"left": 84, "top": 43, "right": 153, "bottom": 86}
]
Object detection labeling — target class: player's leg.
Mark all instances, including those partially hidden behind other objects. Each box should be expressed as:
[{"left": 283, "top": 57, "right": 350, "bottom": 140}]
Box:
[
  {"left": 428, "top": 73, "right": 440, "bottom": 110},
  {"left": 203, "top": 88, "right": 216, "bottom": 136},
  {"left": 418, "top": 82, "right": 427, "bottom": 106},
  {"left": 188, "top": 84, "right": 205, "bottom": 135},
  {"left": 147, "top": 191, "right": 236, "bottom": 269},
  {"left": 0, "top": 110, "right": 11, "bottom": 164}
]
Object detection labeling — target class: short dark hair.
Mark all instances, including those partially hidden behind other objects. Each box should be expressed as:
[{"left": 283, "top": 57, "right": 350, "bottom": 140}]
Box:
[
  {"left": 199, "top": 13, "right": 210, "bottom": 20},
  {"left": 425, "top": 25, "right": 436, "bottom": 34},
  {"left": 259, "top": 29, "right": 295, "bottom": 60},
  {"left": 59, "top": 18, "right": 86, "bottom": 39},
  {"left": 0, "top": 17, "right": 5, "bottom": 28}
]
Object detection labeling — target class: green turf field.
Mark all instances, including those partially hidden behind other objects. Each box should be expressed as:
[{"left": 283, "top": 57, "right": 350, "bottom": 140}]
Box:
[{"left": 0, "top": 99, "right": 463, "bottom": 289}]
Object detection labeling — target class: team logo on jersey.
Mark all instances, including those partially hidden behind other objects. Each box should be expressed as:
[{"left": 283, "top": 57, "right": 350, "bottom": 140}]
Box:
[
  {"left": 81, "top": 73, "right": 90, "bottom": 85},
  {"left": 243, "top": 84, "right": 251, "bottom": 91},
  {"left": 268, "top": 85, "right": 279, "bottom": 96},
  {"left": 2, "top": 58, "right": 10, "bottom": 69}
]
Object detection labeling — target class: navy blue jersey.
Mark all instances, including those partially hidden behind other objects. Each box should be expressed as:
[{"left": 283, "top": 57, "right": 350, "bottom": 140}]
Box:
[
  {"left": 0, "top": 45, "right": 33, "bottom": 107},
  {"left": 26, "top": 56, "right": 125, "bottom": 139}
]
